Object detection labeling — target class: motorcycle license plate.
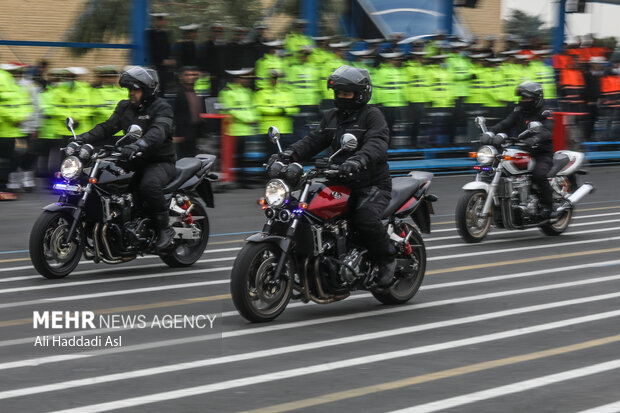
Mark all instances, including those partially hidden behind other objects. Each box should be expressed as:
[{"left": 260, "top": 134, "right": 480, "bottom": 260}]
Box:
[{"left": 53, "top": 183, "right": 81, "bottom": 192}]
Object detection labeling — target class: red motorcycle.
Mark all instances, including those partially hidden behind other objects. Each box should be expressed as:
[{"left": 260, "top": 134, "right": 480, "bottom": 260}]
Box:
[{"left": 230, "top": 127, "right": 437, "bottom": 322}]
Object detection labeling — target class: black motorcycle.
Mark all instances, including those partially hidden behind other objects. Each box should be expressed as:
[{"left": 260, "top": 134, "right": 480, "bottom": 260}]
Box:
[{"left": 29, "top": 118, "right": 217, "bottom": 279}]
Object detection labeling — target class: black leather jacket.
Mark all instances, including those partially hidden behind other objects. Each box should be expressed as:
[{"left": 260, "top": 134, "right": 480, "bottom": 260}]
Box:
[
  {"left": 83, "top": 97, "right": 176, "bottom": 163},
  {"left": 490, "top": 106, "right": 554, "bottom": 156},
  {"left": 289, "top": 105, "right": 391, "bottom": 191}
]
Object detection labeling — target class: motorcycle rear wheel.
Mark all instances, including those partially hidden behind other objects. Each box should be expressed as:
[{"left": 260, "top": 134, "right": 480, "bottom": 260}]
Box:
[
  {"left": 230, "top": 242, "right": 293, "bottom": 323},
  {"left": 456, "top": 190, "right": 491, "bottom": 243},
  {"left": 373, "top": 225, "right": 426, "bottom": 305},
  {"left": 29, "top": 211, "right": 83, "bottom": 279},
  {"left": 160, "top": 197, "right": 210, "bottom": 267}
]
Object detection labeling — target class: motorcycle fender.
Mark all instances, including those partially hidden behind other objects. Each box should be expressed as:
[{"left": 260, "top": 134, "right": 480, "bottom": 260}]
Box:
[
  {"left": 195, "top": 179, "right": 215, "bottom": 208},
  {"left": 246, "top": 233, "right": 289, "bottom": 252},
  {"left": 42, "top": 203, "right": 78, "bottom": 214},
  {"left": 462, "top": 181, "right": 490, "bottom": 192},
  {"left": 411, "top": 200, "right": 432, "bottom": 234}
]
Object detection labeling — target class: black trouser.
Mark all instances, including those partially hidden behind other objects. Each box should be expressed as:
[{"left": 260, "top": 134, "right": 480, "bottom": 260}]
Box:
[
  {"left": 348, "top": 186, "right": 397, "bottom": 264},
  {"left": 533, "top": 154, "right": 553, "bottom": 209},
  {"left": 0, "top": 139, "right": 15, "bottom": 190},
  {"left": 133, "top": 162, "right": 176, "bottom": 214}
]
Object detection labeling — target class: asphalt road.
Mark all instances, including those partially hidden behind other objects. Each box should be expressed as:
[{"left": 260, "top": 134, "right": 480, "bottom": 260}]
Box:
[{"left": 1, "top": 165, "right": 620, "bottom": 413}]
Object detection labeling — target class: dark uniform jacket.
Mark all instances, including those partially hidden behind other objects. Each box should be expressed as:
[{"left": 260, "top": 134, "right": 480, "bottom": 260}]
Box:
[
  {"left": 83, "top": 98, "right": 176, "bottom": 163},
  {"left": 490, "top": 107, "right": 554, "bottom": 156},
  {"left": 289, "top": 105, "right": 392, "bottom": 191}
]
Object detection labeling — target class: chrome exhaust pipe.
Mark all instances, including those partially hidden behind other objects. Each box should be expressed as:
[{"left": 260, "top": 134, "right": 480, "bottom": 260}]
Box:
[{"left": 556, "top": 183, "right": 595, "bottom": 212}]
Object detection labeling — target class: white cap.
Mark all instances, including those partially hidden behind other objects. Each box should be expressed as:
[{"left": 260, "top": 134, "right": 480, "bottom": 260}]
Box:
[
  {"left": 179, "top": 24, "right": 201, "bottom": 31},
  {"left": 379, "top": 51, "right": 404, "bottom": 59},
  {"left": 150, "top": 12, "right": 169, "bottom": 18},
  {"left": 350, "top": 49, "right": 374, "bottom": 57},
  {"left": 65, "top": 67, "right": 89, "bottom": 75},
  {"left": 225, "top": 68, "right": 255, "bottom": 76}
]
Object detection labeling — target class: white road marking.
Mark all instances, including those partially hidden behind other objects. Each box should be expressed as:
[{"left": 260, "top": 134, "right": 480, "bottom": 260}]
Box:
[
  {"left": 389, "top": 360, "right": 620, "bottom": 413},
  {"left": 43, "top": 310, "right": 620, "bottom": 413},
  {"left": 0, "top": 267, "right": 232, "bottom": 309},
  {"left": 3, "top": 275, "right": 620, "bottom": 370},
  {"left": 577, "top": 401, "right": 620, "bottom": 413}
]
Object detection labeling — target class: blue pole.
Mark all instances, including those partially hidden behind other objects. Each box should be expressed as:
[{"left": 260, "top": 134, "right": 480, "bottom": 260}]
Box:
[
  {"left": 553, "top": 0, "right": 566, "bottom": 54},
  {"left": 442, "top": 0, "right": 453, "bottom": 35},
  {"left": 131, "top": 0, "right": 148, "bottom": 65},
  {"left": 302, "top": 0, "right": 319, "bottom": 37}
]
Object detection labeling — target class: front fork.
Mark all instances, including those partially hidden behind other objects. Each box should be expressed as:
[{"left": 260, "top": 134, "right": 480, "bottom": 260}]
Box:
[
  {"left": 481, "top": 167, "right": 503, "bottom": 217},
  {"left": 270, "top": 182, "right": 311, "bottom": 285},
  {"left": 63, "top": 159, "right": 101, "bottom": 245}
]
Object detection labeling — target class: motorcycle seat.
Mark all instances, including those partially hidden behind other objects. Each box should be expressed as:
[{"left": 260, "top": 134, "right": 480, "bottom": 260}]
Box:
[
  {"left": 163, "top": 157, "right": 203, "bottom": 193},
  {"left": 382, "top": 171, "right": 432, "bottom": 218},
  {"left": 547, "top": 153, "right": 570, "bottom": 177}
]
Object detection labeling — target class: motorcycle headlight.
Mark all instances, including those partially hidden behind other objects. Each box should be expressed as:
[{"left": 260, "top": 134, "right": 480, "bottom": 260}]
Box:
[
  {"left": 265, "top": 179, "right": 289, "bottom": 207},
  {"left": 60, "top": 156, "right": 82, "bottom": 180},
  {"left": 476, "top": 145, "right": 498, "bottom": 165}
]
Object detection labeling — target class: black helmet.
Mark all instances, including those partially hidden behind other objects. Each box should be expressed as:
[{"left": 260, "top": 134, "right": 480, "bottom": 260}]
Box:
[
  {"left": 119, "top": 66, "right": 159, "bottom": 103},
  {"left": 516, "top": 81, "right": 544, "bottom": 116},
  {"left": 327, "top": 65, "right": 372, "bottom": 110}
]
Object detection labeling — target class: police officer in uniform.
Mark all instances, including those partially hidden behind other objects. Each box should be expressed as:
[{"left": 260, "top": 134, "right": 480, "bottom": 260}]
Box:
[
  {"left": 76, "top": 66, "right": 177, "bottom": 250},
  {"left": 272, "top": 65, "right": 397, "bottom": 287}
]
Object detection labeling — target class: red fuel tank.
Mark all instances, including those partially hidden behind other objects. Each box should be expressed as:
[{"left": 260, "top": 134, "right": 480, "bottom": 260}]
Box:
[{"left": 307, "top": 183, "right": 351, "bottom": 220}]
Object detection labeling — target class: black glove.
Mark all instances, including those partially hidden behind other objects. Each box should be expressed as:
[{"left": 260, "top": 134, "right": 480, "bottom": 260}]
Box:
[
  {"left": 278, "top": 150, "right": 296, "bottom": 164},
  {"left": 121, "top": 143, "right": 140, "bottom": 159},
  {"left": 338, "top": 158, "right": 363, "bottom": 178}
]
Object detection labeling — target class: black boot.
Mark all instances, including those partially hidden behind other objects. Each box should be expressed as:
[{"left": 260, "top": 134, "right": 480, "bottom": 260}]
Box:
[
  {"left": 375, "top": 258, "right": 396, "bottom": 288},
  {"left": 153, "top": 212, "right": 175, "bottom": 250}
]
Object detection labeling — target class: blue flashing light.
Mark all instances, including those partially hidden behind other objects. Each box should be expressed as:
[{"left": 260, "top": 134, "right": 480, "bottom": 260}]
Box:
[{"left": 292, "top": 208, "right": 304, "bottom": 215}]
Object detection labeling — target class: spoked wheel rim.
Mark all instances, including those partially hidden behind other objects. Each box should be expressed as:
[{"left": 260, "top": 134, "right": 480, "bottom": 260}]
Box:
[
  {"left": 389, "top": 229, "right": 425, "bottom": 301},
  {"left": 465, "top": 192, "right": 491, "bottom": 238},
  {"left": 166, "top": 200, "right": 209, "bottom": 264},
  {"left": 42, "top": 217, "right": 80, "bottom": 271},
  {"left": 247, "top": 248, "right": 291, "bottom": 316}
]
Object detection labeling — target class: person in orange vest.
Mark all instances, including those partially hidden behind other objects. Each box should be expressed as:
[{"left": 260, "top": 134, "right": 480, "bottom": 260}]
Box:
[
  {"left": 599, "top": 64, "right": 620, "bottom": 139},
  {"left": 558, "top": 60, "right": 586, "bottom": 113}
]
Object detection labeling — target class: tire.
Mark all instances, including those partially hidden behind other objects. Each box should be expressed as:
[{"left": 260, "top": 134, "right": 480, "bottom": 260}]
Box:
[
  {"left": 539, "top": 208, "right": 572, "bottom": 236},
  {"left": 160, "top": 197, "right": 210, "bottom": 267},
  {"left": 540, "top": 176, "right": 574, "bottom": 236},
  {"left": 373, "top": 225, "right": 426, "bottom": 305},
  {"left": 230, "top": 242, "right": 293, "bottom": 323},
  {"left": 29, "top": 211, "right": 83, "bottom": 279},
  {"left": 456, "top": 190, "right": 492, "bottom": 243}
]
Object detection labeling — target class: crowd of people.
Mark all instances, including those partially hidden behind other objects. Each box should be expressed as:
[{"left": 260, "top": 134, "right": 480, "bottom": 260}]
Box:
[{"left": 0, "top": 16, "right": 619, "bottom": 198}]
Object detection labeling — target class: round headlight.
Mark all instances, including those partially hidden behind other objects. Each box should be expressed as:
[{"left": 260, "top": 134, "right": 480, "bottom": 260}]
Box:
[
  {"left": 476, "top": 145, "right": 498, "bottom": 165},
  {"left": 60, "top": 156, "right": 82, "bottom": 180},
  {"left": 265, "top": 179, "right": 289, "bottom": 207}
]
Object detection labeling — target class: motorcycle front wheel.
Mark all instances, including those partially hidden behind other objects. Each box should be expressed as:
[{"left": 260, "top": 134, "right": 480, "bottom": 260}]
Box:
[
  {"left": 160, "top": 197, "right": 210, "bottom": 267},
  {"left": 373, "top": 224, "right": 426, "bottom": 305},
  {"left": 456, "top": 190, "right": 492, "bottom": 243},
  {"left": 230, "top": 242, "right": 293, "bottom": 323},
  {"left": 29, "top": 211, "right": 83, "bottom": 279}
]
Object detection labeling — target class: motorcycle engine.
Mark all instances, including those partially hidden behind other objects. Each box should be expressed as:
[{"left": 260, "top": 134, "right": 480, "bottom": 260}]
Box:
[{"left": 124, "top": 218, "right": 155, "bottom": 249}]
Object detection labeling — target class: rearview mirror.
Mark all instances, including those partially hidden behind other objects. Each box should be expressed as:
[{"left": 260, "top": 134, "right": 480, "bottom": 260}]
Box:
[
  {"left": 341, "top": 133, "right": 358, "bottom": 151},
  {"left": 65, "top": 117, "right": 75, "bottom": 132},
  {"left": 127, "top": 124, "right": 143, "bottom": 137},
  {"left": 267, "top": 126, "right": 283, "bottom": 153}
]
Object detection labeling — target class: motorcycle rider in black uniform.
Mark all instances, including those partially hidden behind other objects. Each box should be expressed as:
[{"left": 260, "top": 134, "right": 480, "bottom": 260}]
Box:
[
  {"left": 272, "top": 65, "right": 397, "bottom": 287},
  {"left": 488, "top": 81, "right": 556, "bottom": 219},
  {"left": 76, "top": 66, "right": 177, "bottom": 250}
]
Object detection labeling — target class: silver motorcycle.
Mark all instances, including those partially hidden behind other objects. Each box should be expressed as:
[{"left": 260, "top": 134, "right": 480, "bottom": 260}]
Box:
[{"left": 455, "top": 116, "right": 594, "bottom": 243}]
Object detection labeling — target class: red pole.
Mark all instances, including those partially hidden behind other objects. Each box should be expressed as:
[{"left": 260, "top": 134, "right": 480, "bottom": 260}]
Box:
[{"left": 200, "top": 114, "right": 234, "bottom": 183}]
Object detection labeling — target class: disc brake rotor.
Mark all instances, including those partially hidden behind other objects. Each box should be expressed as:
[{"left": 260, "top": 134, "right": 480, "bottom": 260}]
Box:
[
  {"left": 253, "top": 257, "right": 282, "bottom": 305},
  {"left": 48, "top": 225, "right": 76, "bottom": 263}
]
